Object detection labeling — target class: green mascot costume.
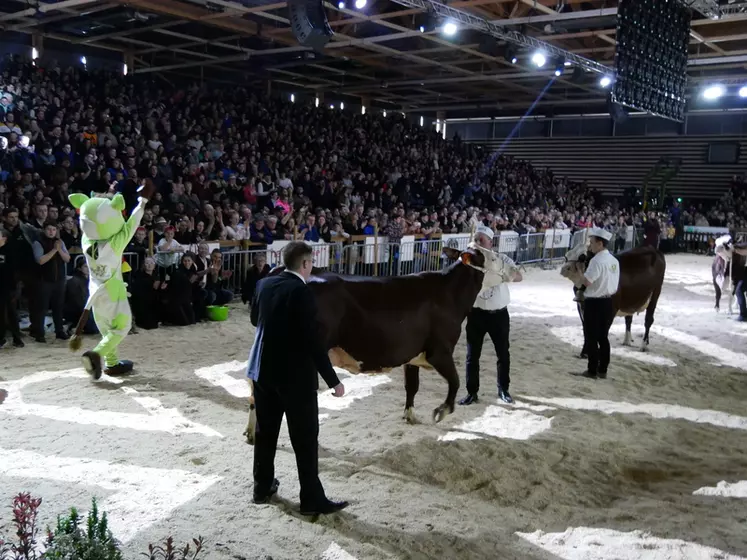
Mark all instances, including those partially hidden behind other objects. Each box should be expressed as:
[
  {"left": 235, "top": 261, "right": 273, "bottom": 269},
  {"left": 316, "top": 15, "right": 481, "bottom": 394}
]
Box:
[{"left": 68, "top": 180, "right": 155, "bottom": 380}]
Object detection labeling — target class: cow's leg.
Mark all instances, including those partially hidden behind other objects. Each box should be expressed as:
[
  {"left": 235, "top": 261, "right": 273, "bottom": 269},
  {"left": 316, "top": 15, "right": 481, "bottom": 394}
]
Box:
[
  {"left": 243, "top": 379, "right": 257, "bottom": 445},
  {"left": 641, "top": 286, "right": 662, "bottom": 352},
  {"left": 576, "top": 298, "right": 588, "bottom": 358},
  {"left": 403, "top": 364, "right": 420, "bottom": 425},
  {"left": 714, "top": 279, "right": 722, "bottom": 312},
  {"left": 623, "top": 316, "right": 633, "bottom": 346},
  {"left": 426, "top": 351, "right": 460, "bottom": 423}
]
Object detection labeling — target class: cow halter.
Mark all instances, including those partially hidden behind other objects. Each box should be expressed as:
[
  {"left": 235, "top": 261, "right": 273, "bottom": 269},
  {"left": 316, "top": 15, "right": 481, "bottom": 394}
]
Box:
[{"left": 460, "top": 255, "right": 488, "bottom": 273}]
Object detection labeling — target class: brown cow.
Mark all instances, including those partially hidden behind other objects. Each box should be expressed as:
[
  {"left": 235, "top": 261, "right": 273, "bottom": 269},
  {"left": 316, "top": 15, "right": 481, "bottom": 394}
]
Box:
[
  {"left": 243, "top": 244, "right": 516, "bottom": 444},
  {"left": 560, "top": 245, "right": 666, "bottom": 352}
]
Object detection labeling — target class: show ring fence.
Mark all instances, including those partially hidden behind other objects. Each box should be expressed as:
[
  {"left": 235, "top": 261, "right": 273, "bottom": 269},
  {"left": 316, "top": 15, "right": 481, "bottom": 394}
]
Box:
[{"left": 68, "top": 227, "right": 639, "bottom": 296}]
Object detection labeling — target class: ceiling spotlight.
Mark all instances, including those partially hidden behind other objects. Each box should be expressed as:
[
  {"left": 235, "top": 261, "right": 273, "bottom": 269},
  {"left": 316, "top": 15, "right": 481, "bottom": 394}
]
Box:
[
  {"left": 564, "top": 61, "right": 572, "bottom": 67},
  {"left": 338, "top": 0, "right": 345, "bottom": 8},
  {"left": 554, "top": 69, "right": 562, "bottom": 77},
  {"left": 354, "top": 0, "right": 366, "bottom": 8},
  {"left": 80, "top": 56, "right": 87, "bottom": 65},
  {"left": 419, "top": 24, "right": 425, "bottom": 32},
  {"left": 531, "top": 51, "right": 546, "bottom": 67},
  {"left": 599, "top": 75, "right": 612, "bottom": 88},
  {"left": 443, "top": 21, "right": 457, "bottom": 36},
  {"left": 703, "top": 84, "right": 725, "bottom": 100},
  {"left": 739, "top": 86, "right": 747, "bottom": 98}
]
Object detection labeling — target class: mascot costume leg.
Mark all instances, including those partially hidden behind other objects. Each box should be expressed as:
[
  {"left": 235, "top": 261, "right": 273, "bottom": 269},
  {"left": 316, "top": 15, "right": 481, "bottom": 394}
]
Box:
[{"left": 68, "top": 180, "right": 155, "bottom": 380}]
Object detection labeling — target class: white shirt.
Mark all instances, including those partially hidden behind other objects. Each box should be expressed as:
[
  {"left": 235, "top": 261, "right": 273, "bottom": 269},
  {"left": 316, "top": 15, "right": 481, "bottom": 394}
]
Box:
[
  {"left": 473, "top": 253, "right": 517, "bottom": 311},
  {"left": 584, "top": 249, "right": 620, "bottom": 298},
  {"left": 286, "top": 269, "right": 306, "bottom": 284}
]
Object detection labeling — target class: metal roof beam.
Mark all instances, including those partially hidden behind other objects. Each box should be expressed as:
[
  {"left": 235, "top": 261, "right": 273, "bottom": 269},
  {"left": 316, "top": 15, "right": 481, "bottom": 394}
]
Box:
[{"left": 386, "top": 0, "right": 610, "bottom": 74}]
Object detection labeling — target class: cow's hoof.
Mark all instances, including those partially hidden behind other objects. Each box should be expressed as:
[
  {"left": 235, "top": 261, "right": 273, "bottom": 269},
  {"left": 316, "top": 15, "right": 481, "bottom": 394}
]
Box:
[
  {"left": 432, "top": 405, "right": 450, "bottom": 424},
  {"left": 640, "top": 343, "right": 649, "bottom": 353},
  {"left": 403, "top": 407, "right": 419, "bottom": 425}
]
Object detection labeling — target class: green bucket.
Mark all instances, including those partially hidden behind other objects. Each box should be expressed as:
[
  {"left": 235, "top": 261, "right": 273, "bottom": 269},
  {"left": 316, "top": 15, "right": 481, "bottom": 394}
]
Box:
[{"left": 206, "top": 305, "right": 229, "bottom": 322}]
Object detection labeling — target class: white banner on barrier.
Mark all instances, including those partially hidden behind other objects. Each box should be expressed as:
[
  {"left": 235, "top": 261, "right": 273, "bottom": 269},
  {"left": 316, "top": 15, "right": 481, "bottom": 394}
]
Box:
[
  {"left": 496, "top": 230, "right": 519, "bottom": 253},
  {"left": 268, "top": 240, "right": 330, "bottom": 268},
  {"left": 185, "top": 242, "right": 220, "bottom": 255},
  {"left": 544, "top": 228, "right": 572, "bottom": 249},
  {"left": 400, "top": 235, "right": 416, "bottom": 261},
  {"left": 625, "top": 225, "right": 634, "bottom": 242},
  {"left": 364, "top": 236, "right": 389, "bottom": 264},
  {"left": 441, "top": 233, "right": 471, "bottom": 251}
]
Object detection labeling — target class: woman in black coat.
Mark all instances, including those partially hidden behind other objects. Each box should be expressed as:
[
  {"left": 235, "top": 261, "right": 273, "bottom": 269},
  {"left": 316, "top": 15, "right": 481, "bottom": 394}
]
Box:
[
  {"left": 241, "top": 254, "right": 271, "bottom": 307},
  {"left": 130, "top": 257, "right": 161, "bottom": 330},
  {"left": 161, "top": 254, "right": 197, "bottom": 326}
]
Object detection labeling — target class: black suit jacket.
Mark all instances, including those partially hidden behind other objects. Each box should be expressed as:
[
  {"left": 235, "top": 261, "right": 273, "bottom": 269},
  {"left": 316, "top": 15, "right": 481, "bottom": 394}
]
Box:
[{"left": 247, "top": 271, "right": 340, "bottom": 392}]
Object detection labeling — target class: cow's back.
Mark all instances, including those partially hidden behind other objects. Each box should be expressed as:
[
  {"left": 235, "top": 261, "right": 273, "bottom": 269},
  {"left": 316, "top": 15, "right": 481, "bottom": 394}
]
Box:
[{"left": 613, "top": 246, "right": 666, "bottom": 315}]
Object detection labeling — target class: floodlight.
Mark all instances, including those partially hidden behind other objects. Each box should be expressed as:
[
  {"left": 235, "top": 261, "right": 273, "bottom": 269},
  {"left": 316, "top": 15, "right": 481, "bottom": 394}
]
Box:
[
  {"left": 600, "top": 76, "right": 612, "bottom": 88},
  {"left": 443, "top": 22, "right": 457, "bottom": 36},
  {"left": 739, "top": 86, "right": 747, "bottom": 98},
  {"left": 531, "top": 51, "right": 546, "bottom": 67},
  {"left": 702, "top": 85, "right": 725, "bottom": 100},
  {"left": 354, "top": 0, "right": 366, "bottom": 9}
]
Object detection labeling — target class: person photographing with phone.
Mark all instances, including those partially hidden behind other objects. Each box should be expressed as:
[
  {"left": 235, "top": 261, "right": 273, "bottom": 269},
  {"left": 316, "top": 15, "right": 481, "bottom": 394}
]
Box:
[{"left": 247, "top": 241, "right": 348, "bottom": 515}]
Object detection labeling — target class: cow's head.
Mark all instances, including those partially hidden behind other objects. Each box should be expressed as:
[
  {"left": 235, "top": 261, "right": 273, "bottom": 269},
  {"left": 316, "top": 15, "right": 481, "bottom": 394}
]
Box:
[
  {"left": 560, "top": 242, "right": 592, "bottom": 287},
  {"left": 443, "top": 244, "right": 513, "bottom": 289},
  {"left": 715, "top": 234, "right": 733, "bottom": 262}
]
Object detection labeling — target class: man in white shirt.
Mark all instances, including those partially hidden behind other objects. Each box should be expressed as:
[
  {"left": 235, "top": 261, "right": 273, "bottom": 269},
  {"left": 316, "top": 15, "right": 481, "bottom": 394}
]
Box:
[
  {"left": 572, "top": 228, "right": 620, "bottom": 380},
  {"left": 459, "top": 225, "right": 523, "bottom": 405}
]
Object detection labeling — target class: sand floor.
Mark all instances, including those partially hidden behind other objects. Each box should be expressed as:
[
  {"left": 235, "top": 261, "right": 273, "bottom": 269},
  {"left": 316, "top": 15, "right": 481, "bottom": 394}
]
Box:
[{"left": 1, "top": 253, "right": 747, "bottom": 560}]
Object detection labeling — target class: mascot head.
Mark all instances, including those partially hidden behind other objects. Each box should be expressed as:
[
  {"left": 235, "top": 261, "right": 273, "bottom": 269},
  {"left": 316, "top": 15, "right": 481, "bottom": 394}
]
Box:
[{"left": 69, "top": 193, "right": 126, "bottom": 241}]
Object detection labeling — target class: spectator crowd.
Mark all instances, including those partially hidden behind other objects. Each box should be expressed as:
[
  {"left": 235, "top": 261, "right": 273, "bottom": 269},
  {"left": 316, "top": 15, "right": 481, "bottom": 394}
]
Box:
[{"left": 0, "top": 55, "right": 744, "bottom": 348}]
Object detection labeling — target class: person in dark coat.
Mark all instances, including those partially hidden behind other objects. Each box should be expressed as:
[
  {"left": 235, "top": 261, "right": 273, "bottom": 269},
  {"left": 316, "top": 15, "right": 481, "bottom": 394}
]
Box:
[
  {"left": 206, "top": 249, "right": 234, "bottom": 305},
  {"left": 241, "top": 253, "right": 271, "bottom": 307},
  {"left": 130, "top": 257, "right": 161, "bottom": 330},
  {"left": 64, "top": 259, "right": 98, "bottom": 334},
  {"left": 0, "top": 227, "right": 24, "bottom": 348},
  {"left": 161, "top": 254, "right": 196, "bottom": 326},
  {"left": 247, "top": 241, "right": 347, "bottom": 515}
]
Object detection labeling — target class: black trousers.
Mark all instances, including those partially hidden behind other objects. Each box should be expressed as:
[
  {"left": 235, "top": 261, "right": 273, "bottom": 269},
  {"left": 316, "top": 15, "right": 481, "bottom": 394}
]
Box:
[
  {"left": 465, "top": 307, "right": 510, "bottom": 395},
  {"left": 32, "top": 280, "right": 66, "bottom": 338},
  {"left": 253, "top": 379, "right": 327, "bottom": 508},
  {"left": 583, "top": 297, "right": 614, "bottom": 375},
  {"left": 0, "top": 289, "right": 22, "bottom": 342}
]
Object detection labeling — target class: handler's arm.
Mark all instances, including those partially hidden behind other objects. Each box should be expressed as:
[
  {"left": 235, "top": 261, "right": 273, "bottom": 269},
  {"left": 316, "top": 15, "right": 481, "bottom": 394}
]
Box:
[{"left": 581, "top": 256, "right": 600, "bottom": 288}]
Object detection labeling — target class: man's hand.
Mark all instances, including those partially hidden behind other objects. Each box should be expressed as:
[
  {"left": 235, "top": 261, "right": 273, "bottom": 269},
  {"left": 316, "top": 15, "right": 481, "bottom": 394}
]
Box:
[
  {"left": 331, "top": 383, "right": 345, "bottom": 398},
  {"left": 53, "top": 239, "right": 62, "bottom": 252}
]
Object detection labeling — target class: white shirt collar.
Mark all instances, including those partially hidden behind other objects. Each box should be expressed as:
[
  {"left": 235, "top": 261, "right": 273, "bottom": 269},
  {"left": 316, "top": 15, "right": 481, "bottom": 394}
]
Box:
[{"left": 286, "top": 269, "right": 306, "bottom": 284}]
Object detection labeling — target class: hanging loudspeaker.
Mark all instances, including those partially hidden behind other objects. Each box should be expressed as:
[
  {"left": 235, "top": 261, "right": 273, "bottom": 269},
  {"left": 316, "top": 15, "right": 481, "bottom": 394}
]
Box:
[{"left": 288, "top": 0, "right": 334, "bottom": 51}]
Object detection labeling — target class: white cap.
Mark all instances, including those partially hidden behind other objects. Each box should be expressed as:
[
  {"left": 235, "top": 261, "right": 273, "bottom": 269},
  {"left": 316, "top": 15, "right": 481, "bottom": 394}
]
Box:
[
  {"left": 475, "top": 224, "right": 495, "bottom": 240},
  {"left": 589, "top": 227, "right": 612, "bottom": 241}
]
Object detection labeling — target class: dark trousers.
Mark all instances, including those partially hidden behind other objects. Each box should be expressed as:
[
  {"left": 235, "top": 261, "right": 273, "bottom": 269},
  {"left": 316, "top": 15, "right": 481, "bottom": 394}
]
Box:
[
  {"left": 32, "top": 280, "right": 66, "bottom": 338},
  {"left": 0, "top": 290, "right": 22, "bottom": 342},
  {"left": 465, "top": 307, "right": 510, "bottom": 395},
  {"left": 253, "top": 380, "right": 327, "bottom": 508},
  {"left": 583, "top": 297, "right": 614, "bottom": 375},
  {"left": 737, "top": 280, "right": 747, "bottom": 318}
]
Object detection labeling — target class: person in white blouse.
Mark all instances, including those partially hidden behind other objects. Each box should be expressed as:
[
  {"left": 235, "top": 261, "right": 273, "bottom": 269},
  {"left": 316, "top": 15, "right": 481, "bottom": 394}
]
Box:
[
  {"left": 459, "top": 225, "right": 523, "bottom": 405},
  {"left": 155, "top": 226, "right": 184, "bottom": 271}
]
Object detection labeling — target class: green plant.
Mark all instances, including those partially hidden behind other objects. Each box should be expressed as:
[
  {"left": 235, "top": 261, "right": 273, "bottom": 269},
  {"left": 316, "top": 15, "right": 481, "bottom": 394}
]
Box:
[
  {"left": 1, "top": 493, "right": 205, "bottom": 560},
  {"left": 43, "top": 498, "right": 122, "bottom": 560}
]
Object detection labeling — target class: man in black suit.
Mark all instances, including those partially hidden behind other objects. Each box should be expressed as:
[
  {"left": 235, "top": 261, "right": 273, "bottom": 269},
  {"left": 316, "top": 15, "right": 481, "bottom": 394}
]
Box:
[{"left": 247, "top": 241, "right": 348, "bottom": 515}]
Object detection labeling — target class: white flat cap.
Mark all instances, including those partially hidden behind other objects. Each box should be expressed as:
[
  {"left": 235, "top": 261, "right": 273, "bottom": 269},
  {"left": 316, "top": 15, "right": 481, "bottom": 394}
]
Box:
[
  {"left": 475, "top": 224, "right": 495, "bottom": 240},
  {"left": 589, "top": 227, "right": 612, "bottom": 241}
]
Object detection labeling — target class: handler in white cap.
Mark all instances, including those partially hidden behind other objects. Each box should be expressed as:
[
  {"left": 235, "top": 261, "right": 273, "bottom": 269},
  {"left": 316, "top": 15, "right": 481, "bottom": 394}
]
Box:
[
  {"left": 573, "top": 227, "right": 620, "bottom": 379},
  {"left": 459, "top": 224, "right": 523, "bottom": 405}
]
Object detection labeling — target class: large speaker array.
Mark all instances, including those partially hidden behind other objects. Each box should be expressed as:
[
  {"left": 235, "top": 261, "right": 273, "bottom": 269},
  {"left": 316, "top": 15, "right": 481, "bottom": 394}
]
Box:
[
  {"left": 288, "top": 0, "right": 334, "bottom": 51},
  {"left": 612, "top": 0, "right": 691, "bottom": 122}
]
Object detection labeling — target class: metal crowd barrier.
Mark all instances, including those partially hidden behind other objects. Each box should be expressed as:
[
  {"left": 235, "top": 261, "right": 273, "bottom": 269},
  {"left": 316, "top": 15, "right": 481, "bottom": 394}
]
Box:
[{"left": 72, "top": 251, "right": 142, "bottom": 276}]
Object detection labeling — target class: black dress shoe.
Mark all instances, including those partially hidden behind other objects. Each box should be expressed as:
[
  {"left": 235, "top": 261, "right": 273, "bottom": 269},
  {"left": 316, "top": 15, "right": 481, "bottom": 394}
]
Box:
[
  {"left": 253, "top": 478, "right": 279, "bottom": 504},
  {"left": 12, "top": 338, "right": 24, "bottom": 348},
  {"left": 597, "top": 371, "right": 607, "bottom": 379},
  {"left": 56, "top": 332, "right": 70, "bottom": 341},
  {"left": 458, "top": 393, "right": 479, "bottom": 406},
  {"left": 498, "top": 388, "right": 513, "bottom": 404},
  {"left": 34, "top": 336, "right": 46, "bottom": 344},
  {"left": 571, "top": 370, "right": 597, "bottom": 379},
  {"left": 300, "top": 499, "right": 349, "bottom": 516}
]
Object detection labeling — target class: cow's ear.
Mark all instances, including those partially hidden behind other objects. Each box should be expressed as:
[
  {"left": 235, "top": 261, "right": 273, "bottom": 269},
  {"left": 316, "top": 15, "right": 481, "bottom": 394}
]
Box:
[
  {"left": 459, "top": 251, "right": 472, "bottom": 266},
  {"left": 443, "top": 247, "right": 460, "bottom": 261}
]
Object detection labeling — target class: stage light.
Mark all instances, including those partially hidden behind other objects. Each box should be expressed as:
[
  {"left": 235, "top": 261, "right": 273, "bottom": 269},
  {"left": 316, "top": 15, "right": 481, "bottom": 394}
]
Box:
[
  {"left": 315, "top": 97, "right": 320, "bottom": 107},
  {"left": 32, "top": 47, "right": 39, "bottom": 60},
  {"left": 123, "top": 63, "right": 128, "bottom": 76},
  {"left": 340, "top": 101, "right": 344, "bottom": 110},
  {"left": 338, "top": 0, "right": 345, "bottom": 8},
  {"left": 290, "top": 93, "right": 295, "bottom": 103},
  {"left": 443, "top": 21, "right": 457, "bottom": 36},
  {"left": 703, "top": 85, "right": 725, "bottom": 100},
  {"left": 361, "top": 105, "right": 366, "bottom": 115},
  {"left": 420, "top": 116, "right": 424, "bottom": 126},
  {"left": 80, "top": 56, "right": 87, "bottom": 66},
  {"left": 354, "top": 0, "right": 366, "bottom": 8},
  {"left": 531, "top": 51, "right": 546, "bottom": 67},
  {"left": 383, "top": 110, "right": 387, "bottom": 117},
  {"left": 739, "top": 86, "right": 747, "bottom": 98},
  {"left": 600, "top": 76, "right": 612, "bottom": 88},
  {"left": 330, "top": 104, "right": 334, "bottom": 109},
  {"left": 419, "top": 25, "right": 425, "bottom": 32},
  {"left": 564, "top": 61, "right": 572, "bottom": 67},
  {"left": 511, "top": 55, "right": 517, "bottom": 64}
]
